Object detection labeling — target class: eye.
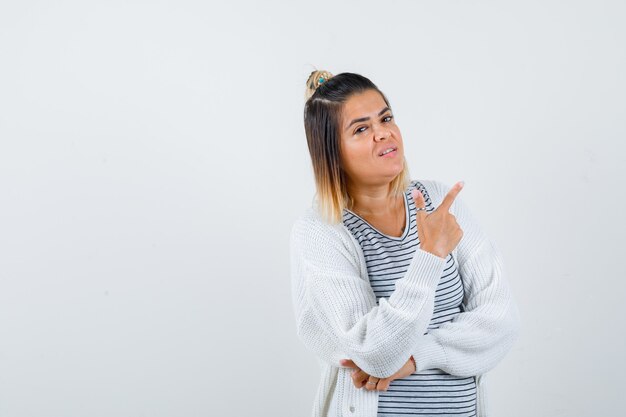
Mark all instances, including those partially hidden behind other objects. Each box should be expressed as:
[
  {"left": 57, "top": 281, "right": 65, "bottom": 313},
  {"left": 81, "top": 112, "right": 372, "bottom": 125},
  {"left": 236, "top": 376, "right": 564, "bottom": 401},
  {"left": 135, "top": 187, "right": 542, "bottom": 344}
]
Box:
[
  {"left": 354, "top": 126, "right": 367, "bottom": 135},
  {"left": 383, "top": 115, "right": 394, "bottom": 122}
]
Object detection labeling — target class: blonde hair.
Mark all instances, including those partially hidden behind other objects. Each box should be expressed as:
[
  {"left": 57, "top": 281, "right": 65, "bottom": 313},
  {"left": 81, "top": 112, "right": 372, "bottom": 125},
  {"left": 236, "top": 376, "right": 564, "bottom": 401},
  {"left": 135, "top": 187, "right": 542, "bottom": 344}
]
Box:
[{"left": 303, "top": 70, "right": 411, "bottom": 224}]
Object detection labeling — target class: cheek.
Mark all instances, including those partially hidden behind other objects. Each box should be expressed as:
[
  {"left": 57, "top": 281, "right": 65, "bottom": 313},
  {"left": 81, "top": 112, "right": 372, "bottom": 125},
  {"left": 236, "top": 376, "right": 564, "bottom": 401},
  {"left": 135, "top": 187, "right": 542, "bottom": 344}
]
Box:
[
  {"left": 346, "top": 143, "right": 372, "bottom": 162},
  {"left": 340, "top": 143, "right": 370, "bottom": 171},
  {"left": 393, "top": 127, "right": 403, "bottom": 141},
  {"left": 341, "top": 140, "right": 357, "bottom": 156}
]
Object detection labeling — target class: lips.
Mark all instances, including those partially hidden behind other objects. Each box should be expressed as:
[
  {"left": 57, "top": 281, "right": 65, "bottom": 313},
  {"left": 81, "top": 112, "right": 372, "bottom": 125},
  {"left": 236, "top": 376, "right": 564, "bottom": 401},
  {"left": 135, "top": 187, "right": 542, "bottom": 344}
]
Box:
[{"left": 378, "top": 146, "right": 397, "bottom": 156}]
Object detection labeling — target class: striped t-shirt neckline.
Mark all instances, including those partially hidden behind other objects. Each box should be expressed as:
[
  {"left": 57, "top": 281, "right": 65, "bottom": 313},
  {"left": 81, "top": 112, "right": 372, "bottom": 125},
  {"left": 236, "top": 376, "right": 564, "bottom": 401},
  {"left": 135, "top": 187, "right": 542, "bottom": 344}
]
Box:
[
  {"left": 341, "top": 180, "right": 477, "bottom": 417},
  {"left": 343, "top": 191, "right": 411, "bottom": 242}
]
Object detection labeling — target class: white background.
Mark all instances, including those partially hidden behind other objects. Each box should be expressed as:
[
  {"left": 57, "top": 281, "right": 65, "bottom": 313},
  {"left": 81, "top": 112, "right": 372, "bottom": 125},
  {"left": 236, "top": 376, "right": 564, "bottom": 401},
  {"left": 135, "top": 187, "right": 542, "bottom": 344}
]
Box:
[{"left": 1, "top": 1, "right": 624, "bottom": 416}]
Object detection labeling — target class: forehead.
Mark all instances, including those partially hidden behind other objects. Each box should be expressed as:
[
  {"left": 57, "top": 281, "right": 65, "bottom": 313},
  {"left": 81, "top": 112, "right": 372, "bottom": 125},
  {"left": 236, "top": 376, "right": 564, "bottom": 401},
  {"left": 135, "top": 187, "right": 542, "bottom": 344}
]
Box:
[{"left": 342, "top": 89, "right": 387, "bottom": 120}]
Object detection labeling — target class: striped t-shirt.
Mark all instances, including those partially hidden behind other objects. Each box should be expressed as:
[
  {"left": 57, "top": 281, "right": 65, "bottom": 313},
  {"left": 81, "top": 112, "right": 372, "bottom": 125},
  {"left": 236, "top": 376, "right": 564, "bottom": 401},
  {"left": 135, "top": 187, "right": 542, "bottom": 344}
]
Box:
[{"left": 342, "top": 180, "right": 477, "bottom": 417}]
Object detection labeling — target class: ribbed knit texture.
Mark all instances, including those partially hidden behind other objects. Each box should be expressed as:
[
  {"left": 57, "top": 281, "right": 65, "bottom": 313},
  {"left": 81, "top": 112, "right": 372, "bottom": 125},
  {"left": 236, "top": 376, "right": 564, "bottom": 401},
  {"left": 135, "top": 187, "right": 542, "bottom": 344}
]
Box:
[
  {"left": 343, "top": 180, "right": 477, "bottom": 416},
  {"left": 290, "top": 179, "right": 520, "bottom": 417}
]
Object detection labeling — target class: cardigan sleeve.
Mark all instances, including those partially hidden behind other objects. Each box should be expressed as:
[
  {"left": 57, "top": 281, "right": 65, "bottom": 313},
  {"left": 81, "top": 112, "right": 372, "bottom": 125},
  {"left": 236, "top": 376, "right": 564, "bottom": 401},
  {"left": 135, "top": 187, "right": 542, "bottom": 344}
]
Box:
[
  {"left": 411, "top": 180, "right": 521, "bottom": 377},
  {"left": 290, "top": 212, "right": 447, "bottom": 379}
]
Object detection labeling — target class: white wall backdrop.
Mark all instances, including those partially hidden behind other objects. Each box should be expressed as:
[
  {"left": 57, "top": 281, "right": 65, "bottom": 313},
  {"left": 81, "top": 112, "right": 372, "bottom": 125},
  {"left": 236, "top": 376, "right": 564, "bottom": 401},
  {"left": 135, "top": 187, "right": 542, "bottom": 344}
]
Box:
[{"left": 1, "top": 1, "right": 624, "bottom": 416}]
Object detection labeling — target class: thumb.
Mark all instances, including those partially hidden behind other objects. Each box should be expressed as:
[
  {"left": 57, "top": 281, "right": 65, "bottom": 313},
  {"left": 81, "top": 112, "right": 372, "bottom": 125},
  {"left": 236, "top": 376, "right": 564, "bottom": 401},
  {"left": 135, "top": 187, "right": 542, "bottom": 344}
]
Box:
[
  {"left": 411, "top": 188, "right": 428, "bottom": 235},
  {"left": 339, "top": 359, "right": 358, "bottom": 369},
  {"left": 411, "top": 188, "right": 426, "bottom": 211}
]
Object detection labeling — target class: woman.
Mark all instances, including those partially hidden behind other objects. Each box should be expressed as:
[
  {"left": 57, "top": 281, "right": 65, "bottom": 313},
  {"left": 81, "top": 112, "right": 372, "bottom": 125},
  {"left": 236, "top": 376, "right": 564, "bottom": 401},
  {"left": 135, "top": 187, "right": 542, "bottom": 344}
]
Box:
[{"left": 290, "top": 70, "right": 520, "bottom": 417}]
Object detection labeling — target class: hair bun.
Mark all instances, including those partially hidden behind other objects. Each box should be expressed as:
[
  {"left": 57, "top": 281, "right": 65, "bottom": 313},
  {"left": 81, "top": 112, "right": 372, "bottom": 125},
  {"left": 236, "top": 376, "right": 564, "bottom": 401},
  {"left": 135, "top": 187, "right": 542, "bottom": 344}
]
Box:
[{"left": 305, "top": 70, "right": 334, "bottom": 101}]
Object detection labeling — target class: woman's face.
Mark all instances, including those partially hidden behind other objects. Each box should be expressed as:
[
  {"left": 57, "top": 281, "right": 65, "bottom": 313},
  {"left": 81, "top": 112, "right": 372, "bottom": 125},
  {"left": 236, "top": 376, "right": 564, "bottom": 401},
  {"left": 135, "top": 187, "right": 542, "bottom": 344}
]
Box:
[{"left": 339, "top": 89, "right": 405, "bottom": 188}]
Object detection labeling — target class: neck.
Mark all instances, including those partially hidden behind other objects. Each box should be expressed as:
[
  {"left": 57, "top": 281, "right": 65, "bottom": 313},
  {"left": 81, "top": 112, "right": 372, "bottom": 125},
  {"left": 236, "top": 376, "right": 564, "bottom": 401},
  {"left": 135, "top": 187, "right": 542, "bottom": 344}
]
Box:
[{"left": 347, "top": 180, "right": 401, "bottom": 216}]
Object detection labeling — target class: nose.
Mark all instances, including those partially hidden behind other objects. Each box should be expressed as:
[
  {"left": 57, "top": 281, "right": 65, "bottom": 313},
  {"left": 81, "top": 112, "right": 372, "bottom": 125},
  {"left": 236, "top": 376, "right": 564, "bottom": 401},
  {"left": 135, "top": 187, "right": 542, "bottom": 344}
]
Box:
[{"left": 374, "top": 126, "right": 391, "bottom": 142}]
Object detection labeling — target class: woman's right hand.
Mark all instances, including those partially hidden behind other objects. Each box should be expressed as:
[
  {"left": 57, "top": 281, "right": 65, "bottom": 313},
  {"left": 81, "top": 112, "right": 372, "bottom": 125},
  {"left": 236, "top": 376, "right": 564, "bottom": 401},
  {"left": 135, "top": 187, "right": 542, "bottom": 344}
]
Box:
[{"left": 411, "top": 181, "right": 465, "bottom": 259}]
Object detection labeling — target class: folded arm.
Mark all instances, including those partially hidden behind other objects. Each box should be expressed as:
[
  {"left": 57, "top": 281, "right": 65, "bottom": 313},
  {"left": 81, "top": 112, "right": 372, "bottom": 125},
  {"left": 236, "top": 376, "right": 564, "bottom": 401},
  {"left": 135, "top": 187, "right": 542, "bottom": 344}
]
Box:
[
  {"left": 290, "top": 213, "right": 446, "bottom": 379},
  {"left": 411, "top": 180, "right": 521, "bottom": 377}
]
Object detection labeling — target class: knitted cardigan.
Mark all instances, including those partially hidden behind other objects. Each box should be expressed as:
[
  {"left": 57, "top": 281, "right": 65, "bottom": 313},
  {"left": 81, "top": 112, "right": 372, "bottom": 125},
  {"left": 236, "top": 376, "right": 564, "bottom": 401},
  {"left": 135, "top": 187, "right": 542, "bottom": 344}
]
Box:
[{"left": 290, "top": 179, "right": 521, "bottom": 417}]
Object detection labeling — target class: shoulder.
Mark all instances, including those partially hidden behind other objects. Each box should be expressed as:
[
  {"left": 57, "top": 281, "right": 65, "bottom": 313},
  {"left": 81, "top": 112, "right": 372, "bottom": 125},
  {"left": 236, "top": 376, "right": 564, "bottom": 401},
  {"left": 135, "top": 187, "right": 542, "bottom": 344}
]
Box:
[
  {"left": 290, "top": 207, "right": 350, "bottom": 251},
  {"left": 291, "top": 207, "right": 342, "bottom": 238},
  {"left": 290, "top": 207, "right": 363, "bottom": 271}
]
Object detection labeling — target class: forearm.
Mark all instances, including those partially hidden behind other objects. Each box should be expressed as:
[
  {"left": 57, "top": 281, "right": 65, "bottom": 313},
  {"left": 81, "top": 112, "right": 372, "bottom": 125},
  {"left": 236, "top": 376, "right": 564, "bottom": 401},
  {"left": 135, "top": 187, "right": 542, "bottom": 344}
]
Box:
[
  {"left": 294, "top": 246, "right": 446, "bottom": 378},
  {"left": 411, "top": 238, "right": 521, "bottom": 377},
  {"left": 412, "top": 298, "right": 520, "bottom": 377}
]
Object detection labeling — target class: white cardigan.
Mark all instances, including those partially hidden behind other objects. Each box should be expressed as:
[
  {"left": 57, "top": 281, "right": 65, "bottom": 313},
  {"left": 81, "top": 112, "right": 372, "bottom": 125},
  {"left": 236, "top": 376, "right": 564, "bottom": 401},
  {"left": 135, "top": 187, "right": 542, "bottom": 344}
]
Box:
[{"left": 290, "top": 179, "right": 521, "bottom": 417}]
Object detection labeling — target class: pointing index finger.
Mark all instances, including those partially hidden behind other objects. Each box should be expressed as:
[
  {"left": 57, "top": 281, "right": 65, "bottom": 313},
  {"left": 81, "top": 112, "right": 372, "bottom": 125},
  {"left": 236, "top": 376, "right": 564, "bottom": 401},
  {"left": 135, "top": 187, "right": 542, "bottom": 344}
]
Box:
[{"left": 438, "top": 181, "right": 464, "bottom": 212}]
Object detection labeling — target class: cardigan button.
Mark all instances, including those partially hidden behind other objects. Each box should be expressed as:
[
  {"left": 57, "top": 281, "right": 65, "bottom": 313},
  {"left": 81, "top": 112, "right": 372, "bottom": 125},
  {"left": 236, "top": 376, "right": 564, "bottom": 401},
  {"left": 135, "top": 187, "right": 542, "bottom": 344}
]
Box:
[{"left": 349, "top": 405, "right": 355, "bottom": 413}]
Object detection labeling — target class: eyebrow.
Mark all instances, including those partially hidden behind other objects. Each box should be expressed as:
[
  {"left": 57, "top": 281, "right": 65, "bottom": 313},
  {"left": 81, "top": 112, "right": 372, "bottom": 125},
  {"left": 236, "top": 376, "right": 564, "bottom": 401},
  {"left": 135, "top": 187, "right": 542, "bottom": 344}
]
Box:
[{"left": 345, "top": 107, "right": 391, "bottom": 131}]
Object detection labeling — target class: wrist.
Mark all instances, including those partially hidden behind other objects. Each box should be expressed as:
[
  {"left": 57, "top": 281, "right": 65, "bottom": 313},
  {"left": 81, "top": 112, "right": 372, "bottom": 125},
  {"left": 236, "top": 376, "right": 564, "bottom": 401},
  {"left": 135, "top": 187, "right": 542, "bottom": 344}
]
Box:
[{"left": 419, "top": 245, "right": 444, "bottom": 259}]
